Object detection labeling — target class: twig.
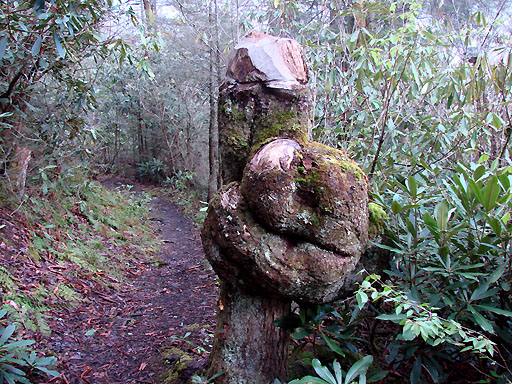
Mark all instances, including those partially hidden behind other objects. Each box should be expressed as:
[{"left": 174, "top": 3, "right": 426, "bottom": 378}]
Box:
[
  {"left": 498, "top": 91, "right": 512, "bottom": 162},
  {"left": 481, "top": 0, "right": 508, "bottom": 48},
  {"left": 8, "top": 196, "right": 27, "bottom": 217}
]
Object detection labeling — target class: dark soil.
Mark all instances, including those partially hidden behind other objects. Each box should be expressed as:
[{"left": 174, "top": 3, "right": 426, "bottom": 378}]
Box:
[{"left": 40, "top": 181, "right": 218, "bottom": 383}]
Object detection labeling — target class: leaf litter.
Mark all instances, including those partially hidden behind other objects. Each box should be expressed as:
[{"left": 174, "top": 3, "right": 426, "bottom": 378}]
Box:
[{"left": 0, "top": 179, "right": 217, "bottom": 383}]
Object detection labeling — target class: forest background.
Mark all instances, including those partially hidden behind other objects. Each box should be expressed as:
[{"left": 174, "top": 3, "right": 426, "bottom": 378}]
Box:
[{"left": 1, "top": 0, "right": 512, "bottom": 383}]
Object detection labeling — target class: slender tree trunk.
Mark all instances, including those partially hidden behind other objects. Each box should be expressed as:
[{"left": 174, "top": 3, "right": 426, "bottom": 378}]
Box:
[
  {"left": 215, "top": 0, "right": 222, "bottom": 188},
  {"left": 5, "top": 105, "right": 31, "bottom": 198},
  {"left": 207, "top": 0, "right": 219, "bottom": 201},
  {"left": 14, "top": 146, "right": 31, "bottom": 199},
  {"left": 137, "top": 110, "right": 144, "bottom": 165},
  {"left": 185, "top": 120, "right": 192, "bottom": 166},
  {"left": 136, "top": 78, "right": 146, "bottom": 166},
  {"left": 142, "top": 0, "right": 156, "bottom": 23},
  {"left": 111, "top": 123, "right": 119, "bottom": 170},
  {"left": 231, "top": 0, "right": 239, "bottom": 42},
  {"left": 182, "top": 91, "right": 194, "bottom": 168}
]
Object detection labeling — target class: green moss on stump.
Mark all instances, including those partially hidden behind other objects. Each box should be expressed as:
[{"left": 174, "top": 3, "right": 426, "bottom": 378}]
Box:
[
  {"left": 294, "top": 142, "right": 368, "bottom": 216},
  {"left": 240, "top": 139, "right": 369, "bottom": 257},
  {"left": 226, "top": 134, "right": 249, "bottom": 152},
  {"left": 308, "top": 141, "right": 367, "bottom": 182},
  {"left": 251, "top": 111, "right": 308, "bottom": 154},
  {"left": 221, "top": 102, "right": 248, "bottom": 122},
  {"left": 369, "top": 202, "right": 388, "bottom": 238}
]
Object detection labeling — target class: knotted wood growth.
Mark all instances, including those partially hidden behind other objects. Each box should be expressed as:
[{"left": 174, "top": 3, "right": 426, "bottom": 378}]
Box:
[{"left": 201, "top": 32, "right": 370, "bottom": 384}]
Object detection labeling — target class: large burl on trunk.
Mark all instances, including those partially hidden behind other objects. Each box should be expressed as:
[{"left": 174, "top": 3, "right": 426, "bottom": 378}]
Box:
[{"left": 201, "top": 32, "right": 372, "bottom": 384}]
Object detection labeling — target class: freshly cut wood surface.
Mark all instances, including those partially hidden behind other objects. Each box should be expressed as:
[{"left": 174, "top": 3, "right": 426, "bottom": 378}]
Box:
[{"left": 226, "top": 31, "right": 308, "bottom": 88}]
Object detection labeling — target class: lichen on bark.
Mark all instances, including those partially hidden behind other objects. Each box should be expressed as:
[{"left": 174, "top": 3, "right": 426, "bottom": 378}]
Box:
[
  {"left": 203, "top": 182, "right": 362, "bottom": 304},
  {"left": 218, "top": 80, "right": 312, "bottom": 184}
]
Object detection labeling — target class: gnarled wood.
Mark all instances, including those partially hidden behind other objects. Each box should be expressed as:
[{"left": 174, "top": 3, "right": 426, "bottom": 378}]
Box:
[{"left": 201, "top": 32, "right": 371, "bottom": 384}]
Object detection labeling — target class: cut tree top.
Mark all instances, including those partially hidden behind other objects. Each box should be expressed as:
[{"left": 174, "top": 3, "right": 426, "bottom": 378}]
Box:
[{"left": 226, "top": 31, "right": 309, "bottom": 89}]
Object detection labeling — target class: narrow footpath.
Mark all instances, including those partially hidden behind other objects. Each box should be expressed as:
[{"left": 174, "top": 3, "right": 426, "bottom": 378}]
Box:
[{"left": 44, "top": 188, "right": 217, "bottom": 384}]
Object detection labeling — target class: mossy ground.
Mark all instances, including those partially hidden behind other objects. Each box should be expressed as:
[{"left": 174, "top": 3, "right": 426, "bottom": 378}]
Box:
[
  {"left": 159, "top": 347, "right": 195, "bottom": 384},
  {"left": 158, "top": 323, "right": 213, "bottom": 384},
  {"left": 0, "top": 175, "right": 156, "bottom": 333}
]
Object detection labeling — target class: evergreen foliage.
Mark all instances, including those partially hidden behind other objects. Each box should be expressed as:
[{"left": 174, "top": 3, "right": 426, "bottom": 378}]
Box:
[{"left": 0, "top": 307, "right": 60, "bottom": 384}]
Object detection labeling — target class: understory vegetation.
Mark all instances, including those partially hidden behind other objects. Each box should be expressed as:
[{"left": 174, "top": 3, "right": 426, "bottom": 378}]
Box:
[
  {"left": 1, "top": 0, "right": 512, "bottom": 382},
  {"left": 0, "top": 173, "right": 156, "bottom": 382}
]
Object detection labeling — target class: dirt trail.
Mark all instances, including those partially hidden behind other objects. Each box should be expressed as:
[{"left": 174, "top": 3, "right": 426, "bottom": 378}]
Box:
[{"left": 45, "top": 188, "right": 217, "bottom": 384}]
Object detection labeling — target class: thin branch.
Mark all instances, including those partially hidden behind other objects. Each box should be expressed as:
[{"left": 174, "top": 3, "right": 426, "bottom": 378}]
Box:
[
  {"left": 0, "top": 66, "right": 25, "bottom": 101},
  {"left": 481, "top": 0, "right": 508, "bottom": 48},
  {"left": 498, "top": 95, "right": 512, "bottom": 161},
  {"left": 368, "top": 36, "right": 416, "bottom": 179}
]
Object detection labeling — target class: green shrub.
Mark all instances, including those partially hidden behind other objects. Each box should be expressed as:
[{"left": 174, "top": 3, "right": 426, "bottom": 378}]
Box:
[
  {"left": 138, "top": 158, "right": 169, "bottom": 184},
  {"left": 366, "top": 159, "right": 512, "bottom": 381},
  {"left": 0, "top": 308, "right": 60, "bottom": 384}
]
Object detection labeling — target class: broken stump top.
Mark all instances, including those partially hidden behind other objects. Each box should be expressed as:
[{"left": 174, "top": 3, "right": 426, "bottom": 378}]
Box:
[{"left": 226, "top": 31, "right": 309, "bottom": 89}]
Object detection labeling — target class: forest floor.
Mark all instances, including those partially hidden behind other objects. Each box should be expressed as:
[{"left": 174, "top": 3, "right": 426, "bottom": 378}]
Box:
[{"left": 37, "top": 179, "right": 218, "bottom": 384}]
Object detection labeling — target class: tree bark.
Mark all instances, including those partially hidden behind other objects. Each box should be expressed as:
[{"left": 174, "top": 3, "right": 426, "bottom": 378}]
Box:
[
  {"left": 207, "top": 0, "right": 219, "bottom": 201},
  {"left": 137, "top": 110, "right": 145, "bottom": 165},
  {"left": 215, "top": 0, "right": 222, "bottom": 188},
  {"left": 202, "top": 32, "right": 371, "bottom": 384},
  {"left": 207, "top": 281, "right": 291, "bottom": 384},
  {"left": 14, "top": 146, "right": 31, "bottom": 199}
]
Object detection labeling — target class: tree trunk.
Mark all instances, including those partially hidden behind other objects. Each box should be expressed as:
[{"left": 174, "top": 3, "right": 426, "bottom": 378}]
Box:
[
  {"left": 215, "top": 0, "right": 222, "bottom": 188},
  {"left": 137, "top": 112, "right": 144, "bottom": 165},
  {"left": 230, "top": 0, "right": 240, "bottom": 42},
  {"left": 207, "top": 0, "right": 219, "bottom": 201},
  {"left": 207, "top": 281, "right": 291, "bottom": 384},
  {"left": 14, "top": 146, "right": 31, "bottom": 199}
]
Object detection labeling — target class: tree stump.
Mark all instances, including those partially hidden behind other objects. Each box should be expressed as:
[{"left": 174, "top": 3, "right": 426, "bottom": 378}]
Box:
[{"left": 201, "top": 32, "right": 371, "bottom": 384}]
